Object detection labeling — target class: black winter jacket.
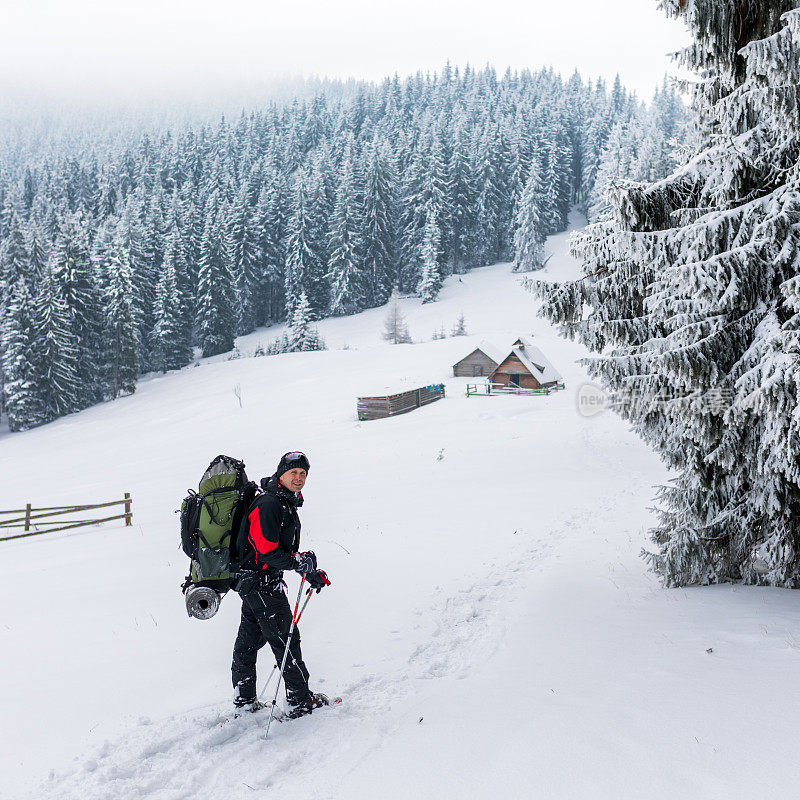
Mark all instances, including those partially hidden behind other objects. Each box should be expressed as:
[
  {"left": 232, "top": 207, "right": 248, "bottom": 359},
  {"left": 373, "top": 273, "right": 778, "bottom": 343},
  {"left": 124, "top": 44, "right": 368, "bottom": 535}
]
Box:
[{"left": 236, "top": 475, "right": 302, "bottom": 578}]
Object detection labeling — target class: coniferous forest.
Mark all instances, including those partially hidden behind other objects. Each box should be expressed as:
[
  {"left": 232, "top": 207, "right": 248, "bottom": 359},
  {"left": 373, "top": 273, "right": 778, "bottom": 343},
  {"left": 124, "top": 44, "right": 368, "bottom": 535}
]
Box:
[
  {"left": 0, "top": 66, "right": 683, "bottom": 431},
  {"left": 535, "top": 1, "right": 800, "bottom": 588}
]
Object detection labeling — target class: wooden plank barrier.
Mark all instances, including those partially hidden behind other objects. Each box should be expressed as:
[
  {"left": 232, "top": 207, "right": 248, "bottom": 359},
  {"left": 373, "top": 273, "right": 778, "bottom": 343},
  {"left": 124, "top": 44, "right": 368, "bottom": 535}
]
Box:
[
  {"left": 358, "top": 384, "right": 445, "bottom": 421},
  {"left": 0, "top": 495, "right": 133, "bottom": 541},
  {"left": 466, "top": 381, "right": 566, "bottom": 397}
]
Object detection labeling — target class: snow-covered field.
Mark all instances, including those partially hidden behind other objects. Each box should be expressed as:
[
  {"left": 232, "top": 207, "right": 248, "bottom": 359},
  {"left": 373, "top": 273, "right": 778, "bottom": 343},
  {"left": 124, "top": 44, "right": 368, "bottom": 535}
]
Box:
[{"left": 3, "top": 213, "right": 800, "bottom": 799}]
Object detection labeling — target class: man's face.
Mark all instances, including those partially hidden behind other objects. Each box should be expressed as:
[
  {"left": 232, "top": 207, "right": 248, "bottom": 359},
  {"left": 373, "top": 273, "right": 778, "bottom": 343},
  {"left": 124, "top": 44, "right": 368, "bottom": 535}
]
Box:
[{"left": 279, "top": 468, "right": 307, "bottom": 493}]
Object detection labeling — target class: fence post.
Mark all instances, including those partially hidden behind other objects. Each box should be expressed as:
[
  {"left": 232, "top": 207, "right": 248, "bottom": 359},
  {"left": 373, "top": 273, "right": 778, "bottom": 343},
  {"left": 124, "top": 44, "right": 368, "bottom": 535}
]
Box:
[
  {"left": 24, "top": 503, "right": 31, "bottom": 532},
  {"left": 124, "top": 493, "right": 132, "bottom": 526}
]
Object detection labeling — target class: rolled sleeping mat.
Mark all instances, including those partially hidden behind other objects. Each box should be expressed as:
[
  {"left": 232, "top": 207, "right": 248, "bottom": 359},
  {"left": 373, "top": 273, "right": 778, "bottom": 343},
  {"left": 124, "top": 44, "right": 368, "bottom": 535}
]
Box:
[{"left": 185, "top": 585, "right": 222, "bottom": 620}]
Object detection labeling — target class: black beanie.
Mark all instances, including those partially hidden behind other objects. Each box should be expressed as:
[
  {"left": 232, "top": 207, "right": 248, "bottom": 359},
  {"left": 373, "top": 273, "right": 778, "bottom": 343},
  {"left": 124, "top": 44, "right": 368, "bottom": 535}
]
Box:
[{"left": 277, "top": 451, "right": 310, "bottom": 477}]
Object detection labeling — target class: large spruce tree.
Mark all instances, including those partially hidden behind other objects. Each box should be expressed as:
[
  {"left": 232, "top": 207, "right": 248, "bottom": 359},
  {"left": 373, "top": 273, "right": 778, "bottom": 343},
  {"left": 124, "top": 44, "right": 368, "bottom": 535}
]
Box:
[
  {"left": 513, "top": 161, "right": 547, "bottom": 272},
  {"left": 152, "top": 245, "right": 193, "bottom": 372},
  {"left": 229, "top": 184, "right": 262, "bottom": 334},
  {"left": 33, "top": 266, "right": 80, "bottom": 422},
  {"left": 418, "top": 208, "right": 443, "bottom": 303},
  {"left": 2, "top": 278, "right": 40, "bottom": 430},
  {"left": 533, "top": 1, "right": 800, "bottom": 587},
  {"left": 51, "top": 214, "right": 104, "bottom": 407},
  {"left": 361, "top": 140, "right": 398, "bottom": 306},
  {"left": 197, "top": 214, "right": 237, "bottom": 358},
  {"left": 103, "top": 239, "right": 140, "bottom": 399},
  {"left": 328, "top": 150, "right": 365, "bottom": 316}
]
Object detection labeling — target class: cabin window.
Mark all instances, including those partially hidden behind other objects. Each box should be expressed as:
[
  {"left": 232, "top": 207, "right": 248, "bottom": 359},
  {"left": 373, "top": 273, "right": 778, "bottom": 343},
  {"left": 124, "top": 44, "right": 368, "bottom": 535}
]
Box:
[
  {"left": 510, "top": 374, "right": 521, "bottom": 387},
  {"left": 472, "top": 365, "right": 484, "bottom": 376}
]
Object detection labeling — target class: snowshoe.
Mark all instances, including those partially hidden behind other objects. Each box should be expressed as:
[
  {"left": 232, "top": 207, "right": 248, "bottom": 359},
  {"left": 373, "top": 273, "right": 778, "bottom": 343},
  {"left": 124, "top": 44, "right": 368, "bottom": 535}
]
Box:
[
  {"left": 285, "top": 692, "right": 332, "bottom": 719},
  {"left": 232, "top": 698, "right": 267, "bottom": 718}
]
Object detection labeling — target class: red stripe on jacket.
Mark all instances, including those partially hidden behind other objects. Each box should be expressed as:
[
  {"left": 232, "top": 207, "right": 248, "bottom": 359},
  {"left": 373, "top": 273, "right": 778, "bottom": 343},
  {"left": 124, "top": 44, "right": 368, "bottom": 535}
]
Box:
[{"left": 247, "top": 506, "right": 278, "bottom": 566}]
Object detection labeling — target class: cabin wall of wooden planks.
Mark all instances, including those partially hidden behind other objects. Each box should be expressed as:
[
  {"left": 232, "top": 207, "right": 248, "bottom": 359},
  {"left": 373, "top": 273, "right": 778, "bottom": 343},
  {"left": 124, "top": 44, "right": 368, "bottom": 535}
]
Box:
[
  {"left": 490, "top": 372, "right": 541, "bottom": 389},
  {"left": 453, "top": 351, "right": 499, "bottom": 377},
  {"left": 491, "top": 354, "right": 542, "bottom": 388},
  {"left": 357, "top": 385, "right": 445, "bottom": 421}
]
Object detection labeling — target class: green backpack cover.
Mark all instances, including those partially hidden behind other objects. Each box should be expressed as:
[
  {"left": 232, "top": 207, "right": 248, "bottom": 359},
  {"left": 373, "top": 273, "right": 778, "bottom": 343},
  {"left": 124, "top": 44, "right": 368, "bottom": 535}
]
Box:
[{"left": 180, "top": 455, "right": 256, "bottom": 591}]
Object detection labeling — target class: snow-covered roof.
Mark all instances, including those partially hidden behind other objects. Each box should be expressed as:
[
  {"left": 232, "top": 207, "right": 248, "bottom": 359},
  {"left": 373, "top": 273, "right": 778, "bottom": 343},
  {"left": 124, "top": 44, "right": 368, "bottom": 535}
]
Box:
[
  {"left": 454, "top": 340, "right": 505, "bottom": 367},
  {"left": 512, "top": 336, "right": 535, "bottom": 351},
  {"left": 498, "top": 340, "right": 563, "bottom": 385},
  {"left": 475, "top": 341, "right": 506, "bottom": 365}
]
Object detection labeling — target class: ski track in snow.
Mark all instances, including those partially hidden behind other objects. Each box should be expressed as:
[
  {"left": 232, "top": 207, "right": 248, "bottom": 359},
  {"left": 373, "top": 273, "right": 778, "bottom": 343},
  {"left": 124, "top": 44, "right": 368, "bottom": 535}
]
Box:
[{"left": 38, "top": 512, "right": 569, "bottom": 800}]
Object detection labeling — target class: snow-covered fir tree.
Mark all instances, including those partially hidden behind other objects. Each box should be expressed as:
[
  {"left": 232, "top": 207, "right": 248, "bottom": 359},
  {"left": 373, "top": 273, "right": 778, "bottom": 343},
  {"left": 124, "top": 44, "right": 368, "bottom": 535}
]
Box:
[
  {"left": 449, "top": 120, "right": 478, "bottom": 273},
  {"left": 474, "top": 126, "right": 508, "bottom": 266},
  {"left": 398, "top": 148, "right": 430, "bottom": 293},
  {"left": 26, "top": 220, "right": 49, "bottom": 282},
  {"left": 256, "top": 173, "right": 290, "bottom": 323},
  {"left": 451, "top": 313, "right": 467, "bottom": 336},
  {"left": 285, "top": 168, "right": 328, "bottom": 319},
  {"left": 303, "top": 165, "right": 333, "bottom": 317},
  {"left": 327, "top": 150, "right": 365, "bottom": 316},
  {"left": 541, "top": 132, "right": 572, "bottom": 235},
  {"left": 117, "top": 203, "right": 153, "bottom": 372},
  {"left": 361, "top": 140, "right": 397, "bottom": 305},
  {"left": 197, "top": 214, "right": 237, "bottom": 358},
  {"left": 587, "top": 83, "right": 684, "bottom": 222},
  {"left": 1, "top": 278, "right": 40, "bottom": 430},
  {"left": 288, "top": 291, "right": 325, "bottom": 352},
  {"left": 152, "top": 246, "right": 193, "bottom": 372},
  {"left": 513, "top": 161, "right": 547, "bottom": 272},
  {"left": 228, "top": 184, "right": 262, "bottom": 334},
  {"left": 586, "top": 120, "right": 635, "bottom": 222},
  {"left": 532, "top": 0, "right": 800, "bottom": 588},
  {"left": 0, "top": 209, "right": 30, "bottom": 308},
  {"left": 103, "top": 239, "right": 139, "bottom": 399},
  {"left": 382, "top": 289, "right": 412, "bottom": 344},
  {"left": 33, "top": 266, "right": 80, "bottom": 422},
  {"left": 50, "top": 214, "right": 104, "bottom": 407},
  {"left": 134, "top": 195, "right": 165, "bottom": 373},
  {"left": 417, "top": 209, "right": 443, "bottom": 303}
]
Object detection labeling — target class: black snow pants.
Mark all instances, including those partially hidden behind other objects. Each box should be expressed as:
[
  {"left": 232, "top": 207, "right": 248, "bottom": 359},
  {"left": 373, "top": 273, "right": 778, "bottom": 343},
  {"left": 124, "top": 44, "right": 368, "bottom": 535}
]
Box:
[{"left": 231, "top": 582, "right": 311, "bottom": 705}]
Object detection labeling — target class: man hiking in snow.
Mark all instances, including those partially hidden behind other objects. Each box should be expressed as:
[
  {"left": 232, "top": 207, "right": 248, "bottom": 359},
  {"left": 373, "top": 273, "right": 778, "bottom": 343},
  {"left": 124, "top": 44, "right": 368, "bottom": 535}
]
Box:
[{"left": 231, "top": 451, "right": 331, "bottom": 718}]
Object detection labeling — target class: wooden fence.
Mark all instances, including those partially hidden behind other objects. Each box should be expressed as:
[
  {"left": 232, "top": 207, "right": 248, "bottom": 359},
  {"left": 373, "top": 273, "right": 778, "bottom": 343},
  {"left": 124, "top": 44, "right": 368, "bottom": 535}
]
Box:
[
  {"left": 358, "top": 384, "right": 446, "bottom": 421},
  {"left": 0, "top": 494, "right": 133, "bottom": 541},
  {"left": 466, "top": 381, "right": 566, "bottom": 397}
]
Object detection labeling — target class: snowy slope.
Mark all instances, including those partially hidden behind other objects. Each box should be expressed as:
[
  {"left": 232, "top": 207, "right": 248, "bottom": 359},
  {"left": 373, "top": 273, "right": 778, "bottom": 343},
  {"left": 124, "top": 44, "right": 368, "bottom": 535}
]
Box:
[{"left": 3, "top": 212, "right": 800, "bottom": 799}]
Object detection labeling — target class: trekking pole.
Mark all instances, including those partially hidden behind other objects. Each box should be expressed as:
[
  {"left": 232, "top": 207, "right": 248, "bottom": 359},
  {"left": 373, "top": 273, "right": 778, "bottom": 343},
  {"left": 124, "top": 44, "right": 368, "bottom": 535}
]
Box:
[
  {"left": 258, "top": 590, "right": 314, "bottom": 699},
  {"left": 258, "top": 666, "right": 277, "bottom": 700},
  {"left": 265, "top": 575, "right": 308, "bottom": 739},
  {"left": 296, "top": 587, "right": 314, "bottom": 622}
]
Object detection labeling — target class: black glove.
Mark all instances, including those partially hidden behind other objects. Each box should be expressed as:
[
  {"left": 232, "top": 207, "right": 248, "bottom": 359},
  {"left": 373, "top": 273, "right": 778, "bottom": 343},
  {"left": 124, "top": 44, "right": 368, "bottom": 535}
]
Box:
[
  {"left": 295, "top": 550, "right": 317, "bottom": 573},
  {"left": 233, "top": 570, "right": 260, "bottom": 595},
  {"left": 305, "top": 569, "right": 331, "bottom": 593}
]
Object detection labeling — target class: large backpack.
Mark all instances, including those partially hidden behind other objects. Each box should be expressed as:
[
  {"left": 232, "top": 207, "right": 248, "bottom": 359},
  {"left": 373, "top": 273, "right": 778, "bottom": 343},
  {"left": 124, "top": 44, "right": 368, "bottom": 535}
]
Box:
[{"left": 180, "top": 455, "right": 258, "bottom": 593}]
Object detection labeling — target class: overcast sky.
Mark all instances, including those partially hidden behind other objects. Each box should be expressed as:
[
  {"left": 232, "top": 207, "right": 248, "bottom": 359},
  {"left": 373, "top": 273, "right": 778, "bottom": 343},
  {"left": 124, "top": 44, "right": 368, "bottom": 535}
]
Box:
[{"left": 1, "top": 0, "right": 690, "bottom": 107}]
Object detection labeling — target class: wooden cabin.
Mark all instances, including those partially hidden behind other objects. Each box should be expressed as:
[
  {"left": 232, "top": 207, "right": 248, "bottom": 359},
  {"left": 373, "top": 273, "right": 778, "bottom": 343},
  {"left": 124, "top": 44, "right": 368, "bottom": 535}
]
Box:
[
  {"left": 452, "top": 341, "right": 505, "bottom": 377},
  {"left": 489, "top": 337, "right": 563, "bottom": 389}
]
